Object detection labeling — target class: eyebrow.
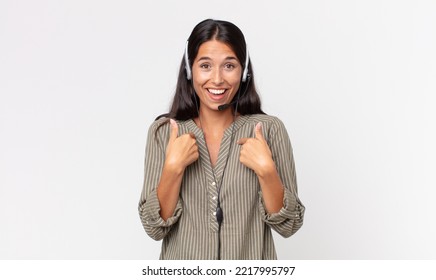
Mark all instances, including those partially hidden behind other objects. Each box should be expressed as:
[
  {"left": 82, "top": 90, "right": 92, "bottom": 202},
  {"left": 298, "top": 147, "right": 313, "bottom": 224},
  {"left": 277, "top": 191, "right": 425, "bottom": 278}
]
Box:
[{"left": 196, "top": 56, "right": 239, "bottom": 62}]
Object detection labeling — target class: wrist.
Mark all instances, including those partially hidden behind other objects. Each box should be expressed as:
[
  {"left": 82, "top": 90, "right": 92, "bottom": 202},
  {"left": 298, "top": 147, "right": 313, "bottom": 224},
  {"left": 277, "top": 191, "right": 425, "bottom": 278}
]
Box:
[
  {"left": 163, "top": 160, "right": 185, "bottom": 176},
  {"left": 256, "top": 160, "right": 277, "bottom": 179}
]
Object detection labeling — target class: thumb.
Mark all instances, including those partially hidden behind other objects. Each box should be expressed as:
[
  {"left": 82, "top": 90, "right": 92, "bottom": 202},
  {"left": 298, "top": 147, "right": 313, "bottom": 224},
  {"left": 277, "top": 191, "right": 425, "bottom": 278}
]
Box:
[
  {"left": 255, "top": 122, "right": 264, "bottom": 140},
  {"left": 169, "top": 119, "right": 178, "bottom": 141}
]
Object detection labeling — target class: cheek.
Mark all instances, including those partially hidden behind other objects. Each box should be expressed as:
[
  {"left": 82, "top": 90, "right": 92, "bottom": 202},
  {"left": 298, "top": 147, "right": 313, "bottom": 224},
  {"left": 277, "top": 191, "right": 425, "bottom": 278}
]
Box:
[
  {"left": 224, "top": 73, "right": 242, "bottom": 86},
  {"left": 192, "top": 74, "right": 205, "bottom": 88},
  {"left": 192, "top": 71, "right": 210, "bottom": 86},
  {"left": 229, "top": 77, "right": 242, "bottom": 90}
]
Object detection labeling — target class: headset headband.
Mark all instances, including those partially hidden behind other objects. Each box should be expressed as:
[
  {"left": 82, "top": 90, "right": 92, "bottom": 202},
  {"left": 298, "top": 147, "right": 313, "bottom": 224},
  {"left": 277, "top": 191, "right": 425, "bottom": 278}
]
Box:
[{"left": 184, "top": 41, "right": 250, "bottom": 82}]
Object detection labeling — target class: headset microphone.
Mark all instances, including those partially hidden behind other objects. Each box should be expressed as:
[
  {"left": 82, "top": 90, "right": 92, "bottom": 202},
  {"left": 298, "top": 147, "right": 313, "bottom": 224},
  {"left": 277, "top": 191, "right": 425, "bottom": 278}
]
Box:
[{"left": 218, "top": 101, "right": 236, "bottom": 111}]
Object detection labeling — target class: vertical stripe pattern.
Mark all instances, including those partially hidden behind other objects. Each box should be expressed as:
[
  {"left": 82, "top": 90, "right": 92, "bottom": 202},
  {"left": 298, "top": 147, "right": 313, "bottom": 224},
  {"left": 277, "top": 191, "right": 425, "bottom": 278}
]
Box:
[{"left": 138, "top": 114, "right": 305, "bottom": 259}]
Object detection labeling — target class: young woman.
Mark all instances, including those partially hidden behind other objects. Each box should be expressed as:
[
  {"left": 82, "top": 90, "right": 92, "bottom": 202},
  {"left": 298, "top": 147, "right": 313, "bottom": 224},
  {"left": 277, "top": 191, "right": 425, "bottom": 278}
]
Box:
[{"left": 139, "top": 19, "right": 305, "bottom": 260}]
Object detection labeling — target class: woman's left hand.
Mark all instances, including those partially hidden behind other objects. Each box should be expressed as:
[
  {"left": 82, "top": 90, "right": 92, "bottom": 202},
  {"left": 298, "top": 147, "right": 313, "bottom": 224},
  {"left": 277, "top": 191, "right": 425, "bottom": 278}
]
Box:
[{"left": 237, "top": 122, "right": 275, "bottom": 176}]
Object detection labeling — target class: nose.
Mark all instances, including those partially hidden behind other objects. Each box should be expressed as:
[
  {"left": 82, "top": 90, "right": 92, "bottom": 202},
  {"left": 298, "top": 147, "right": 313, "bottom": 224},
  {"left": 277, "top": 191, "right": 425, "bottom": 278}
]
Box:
[{"left": 211, "top": 68, "right": 224, "bottom": 84}]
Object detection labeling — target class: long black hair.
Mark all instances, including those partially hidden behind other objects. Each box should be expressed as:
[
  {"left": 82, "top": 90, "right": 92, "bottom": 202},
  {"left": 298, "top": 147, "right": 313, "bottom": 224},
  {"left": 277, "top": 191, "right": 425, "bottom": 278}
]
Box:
[{"left": 157, "top": 19, "right": 265, "bottom": 121}]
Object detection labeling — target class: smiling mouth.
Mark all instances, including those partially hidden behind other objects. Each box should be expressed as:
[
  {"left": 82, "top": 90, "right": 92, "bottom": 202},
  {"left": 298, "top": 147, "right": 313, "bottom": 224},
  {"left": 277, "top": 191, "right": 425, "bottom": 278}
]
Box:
[{"left": 208, "top": 89, "right": 226, "bottom": 95}]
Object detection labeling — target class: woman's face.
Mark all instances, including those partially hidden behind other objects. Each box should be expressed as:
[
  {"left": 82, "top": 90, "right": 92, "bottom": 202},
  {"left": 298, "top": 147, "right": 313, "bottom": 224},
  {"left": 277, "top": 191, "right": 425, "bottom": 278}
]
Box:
[{"left": 192, "top": 40, "right": 242, "bottom": 113}]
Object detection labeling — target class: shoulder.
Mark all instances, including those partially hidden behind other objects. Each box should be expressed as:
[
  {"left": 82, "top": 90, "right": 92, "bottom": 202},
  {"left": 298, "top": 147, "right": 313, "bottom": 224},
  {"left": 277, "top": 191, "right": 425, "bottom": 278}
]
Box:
[
  {"left": 243, "top": 114, "right": 287, "bottom": 131},
  {"left": 147, "top": 117, "right": 194, "bottom": 139},
  {"left": 147, "top": 117, "right": 171, "bottom": 138},
  {"left": 243, "top": 114, "right": 292, "bottom": 147}
]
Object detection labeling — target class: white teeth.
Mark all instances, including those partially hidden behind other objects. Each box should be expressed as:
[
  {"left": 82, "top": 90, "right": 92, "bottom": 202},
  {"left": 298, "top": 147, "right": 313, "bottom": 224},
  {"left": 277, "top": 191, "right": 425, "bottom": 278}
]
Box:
[{"left": 208, "top": 89, "right": 225, "bottom": 95}]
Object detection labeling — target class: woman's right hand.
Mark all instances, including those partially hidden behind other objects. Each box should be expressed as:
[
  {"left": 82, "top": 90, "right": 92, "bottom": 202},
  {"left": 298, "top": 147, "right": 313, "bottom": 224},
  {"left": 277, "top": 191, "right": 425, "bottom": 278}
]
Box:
[{"left": 164, "top": 119, "right": 199, "bottom": 173}]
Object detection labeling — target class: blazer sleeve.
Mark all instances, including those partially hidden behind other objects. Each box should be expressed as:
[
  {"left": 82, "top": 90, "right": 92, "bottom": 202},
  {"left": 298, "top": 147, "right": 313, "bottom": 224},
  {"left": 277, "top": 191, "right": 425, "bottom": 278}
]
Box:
[
  {"left": 258, "top": 117, "right": 305, "bottom": 238},
  {"left": 138, "top": 119, "right": 183, "bottom": 241}
]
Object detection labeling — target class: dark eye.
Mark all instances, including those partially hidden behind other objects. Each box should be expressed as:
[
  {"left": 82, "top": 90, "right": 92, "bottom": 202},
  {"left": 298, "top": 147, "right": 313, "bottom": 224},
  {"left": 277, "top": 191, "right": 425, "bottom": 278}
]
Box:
[
  {"left": 200, "top": 64, "right": 211, "bottom": 69},
  {"left": 224, "top": 63, "right": 235, "bottom": 70}
]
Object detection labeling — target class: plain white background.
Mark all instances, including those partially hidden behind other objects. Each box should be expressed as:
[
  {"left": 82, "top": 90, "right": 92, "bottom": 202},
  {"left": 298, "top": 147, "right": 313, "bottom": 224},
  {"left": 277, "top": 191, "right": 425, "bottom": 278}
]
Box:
[{"left": 1, "top": 0, "right": 435, "bottom": 259}]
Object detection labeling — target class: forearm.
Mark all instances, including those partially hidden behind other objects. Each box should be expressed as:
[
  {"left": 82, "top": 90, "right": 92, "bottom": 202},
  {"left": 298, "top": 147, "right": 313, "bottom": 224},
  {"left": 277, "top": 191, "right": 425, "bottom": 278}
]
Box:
[
  {"left": 257, "top": 162, "right": 285, "bottom": 214},
  {"left": 156, "top": 163, "right": 184, "bottom": 221}
]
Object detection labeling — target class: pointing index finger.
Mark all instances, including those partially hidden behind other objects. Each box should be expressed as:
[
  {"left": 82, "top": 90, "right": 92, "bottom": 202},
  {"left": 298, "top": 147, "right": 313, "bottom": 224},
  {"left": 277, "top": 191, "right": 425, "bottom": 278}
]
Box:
[
  {"left": 237, "top": 138, "right": 248, "bottom": 145},
  {"left": 188, "top": 132, "right": 196, "bottom": 139}
]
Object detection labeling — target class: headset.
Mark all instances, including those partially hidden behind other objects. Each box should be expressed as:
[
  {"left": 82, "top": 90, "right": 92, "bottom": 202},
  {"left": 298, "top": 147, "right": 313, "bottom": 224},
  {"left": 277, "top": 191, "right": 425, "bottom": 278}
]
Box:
[{"left": 184, "top": 40, "right": 250, "bottom": 82}]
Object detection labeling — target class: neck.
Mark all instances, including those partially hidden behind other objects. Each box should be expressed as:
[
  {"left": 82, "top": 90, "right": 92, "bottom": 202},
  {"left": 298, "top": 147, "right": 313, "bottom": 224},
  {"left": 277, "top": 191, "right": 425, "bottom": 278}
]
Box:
[{"left": 196, "top": 108, "right": 235, "bottom": 130}]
